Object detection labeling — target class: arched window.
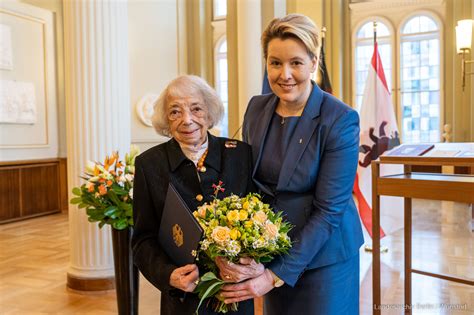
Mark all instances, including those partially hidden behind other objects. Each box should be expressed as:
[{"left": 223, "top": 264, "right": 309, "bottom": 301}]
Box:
[
  {"left": 400, "top": 14, "right": 441, "bottom": 143},
  {"left": 213, "top": 0, "right": 226, "bottom": 20},
  {"left": 354, "top": 19, "right": 393, "bottom": 109},
  {"left": 215, "top": 37, "right": 228, "bottom": 137}
]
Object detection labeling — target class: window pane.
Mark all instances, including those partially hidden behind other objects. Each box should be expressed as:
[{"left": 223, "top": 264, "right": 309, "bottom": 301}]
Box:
[
  {"left": 400, "top": 15, "right": 440, "bottom": 143},
  {"left": 357, "top": 21, "right": 390, "bottom": 38},
  {"left": 219, "top": 58, "right": 227, "bottom": 79},
  {"left": 218, "top": 40, "right": 227, "bottom": 53},
  {"left": 215, "top": 37, "right": 228, "bottom": 137},
  {"left": 402, "top": 15, "right": 438, "bottom": 34},
  {"left": 213, "top": 0, "right": 226, "bottom": 19}
]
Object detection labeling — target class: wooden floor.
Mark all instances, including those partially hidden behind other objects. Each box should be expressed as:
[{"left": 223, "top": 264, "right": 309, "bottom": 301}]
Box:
[{"left": 0, "top": 199, "right": 472, "bottom": 314}]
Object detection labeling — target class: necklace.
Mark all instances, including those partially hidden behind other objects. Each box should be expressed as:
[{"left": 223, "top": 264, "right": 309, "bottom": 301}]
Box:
[{"left": 197, "top": 149, "right": 208, "bottom": 173}]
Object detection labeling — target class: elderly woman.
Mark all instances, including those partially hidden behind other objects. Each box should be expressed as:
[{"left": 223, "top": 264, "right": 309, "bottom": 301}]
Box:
[
  {"left": 132, "top": 75, "right": 257, "bottom": 315},
  {"left": 218, "top": 14, "right": 364, "bottom": 314}
]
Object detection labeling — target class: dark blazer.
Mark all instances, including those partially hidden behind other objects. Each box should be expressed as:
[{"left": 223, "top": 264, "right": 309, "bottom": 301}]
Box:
[
  {"left": 132, "top": 133, "right": 254, "bottom": 315},
  {"left": 242, "top": 83, "right": 364, "bottom": 287}
]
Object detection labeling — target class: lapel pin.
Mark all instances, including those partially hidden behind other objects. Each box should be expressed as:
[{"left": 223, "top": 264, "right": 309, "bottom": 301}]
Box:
[
  {"left": 225, "top": 140, "right": 237, "bottom": 148},
  {"left": 299, "top": 138, "right": 303, "bottom": 144}
]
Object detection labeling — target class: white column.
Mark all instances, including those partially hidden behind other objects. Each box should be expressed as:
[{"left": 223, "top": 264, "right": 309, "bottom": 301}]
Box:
[
  {"left": 63, "top": 0, "right": 131, "bottom": 286},
  {"left": 227, "top": 0, "right": 263, "bottom": 137},
  {"left": 236, "top": 0, "right": 262, "bottom": 121}
]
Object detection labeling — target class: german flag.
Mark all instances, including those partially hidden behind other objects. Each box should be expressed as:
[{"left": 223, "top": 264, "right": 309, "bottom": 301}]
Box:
[{"left": 316, "top": 27, "right": 333, "bottom": 94}]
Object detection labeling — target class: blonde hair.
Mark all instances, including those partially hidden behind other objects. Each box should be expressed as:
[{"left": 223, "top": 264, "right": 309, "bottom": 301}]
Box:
[
  {"left": 261, "top": 14, "right": 320, "bottom": 60},
  {"left": 151, "top": 75, "right": 224, "bottom": 137}
]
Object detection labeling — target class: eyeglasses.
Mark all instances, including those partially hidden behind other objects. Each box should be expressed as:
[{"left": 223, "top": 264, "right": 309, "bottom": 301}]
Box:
[{"left": 167, "top": 104, "right": 207, "bottom": 121}]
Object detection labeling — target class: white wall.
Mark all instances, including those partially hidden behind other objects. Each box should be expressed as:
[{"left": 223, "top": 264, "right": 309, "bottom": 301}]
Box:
[
  {"left": 128, "top": 0, "right": 180, "bottom": 152},
  {"left": 0, "top": 0, "right": 59, "bottom": 161},
  {"left": 1, "top": 0, "right": 181, "bottom": 161}
]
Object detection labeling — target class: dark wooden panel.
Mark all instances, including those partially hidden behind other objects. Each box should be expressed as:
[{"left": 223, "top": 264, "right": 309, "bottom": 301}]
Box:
[
  {"left": 0, "top": 169, "right": 21, "bottom": 221},
  {"left": 59, "top": 158, "right": 69, "bottom": 211},
  {"left": 412, "top": 166, "right": 472, "bottom": 174},
  {"left": 21, "top": 164, "right": 60, "bottom": 216},
  {"left": 412, "top": 165, "right": 442, "bottom": 173}
]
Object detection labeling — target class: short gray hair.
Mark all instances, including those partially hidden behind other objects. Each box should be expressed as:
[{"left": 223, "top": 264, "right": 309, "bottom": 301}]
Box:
[{"left": 152, "top": 75, "right": 224, "bottom": 137}]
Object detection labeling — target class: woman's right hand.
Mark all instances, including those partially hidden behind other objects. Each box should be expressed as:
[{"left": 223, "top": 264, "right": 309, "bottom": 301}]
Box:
[
  {"left": 215, "top": 256, "right": 265, "bottom": 283},
  {"left": 169, "top": 264, "right": 200, "bottom": 292}
]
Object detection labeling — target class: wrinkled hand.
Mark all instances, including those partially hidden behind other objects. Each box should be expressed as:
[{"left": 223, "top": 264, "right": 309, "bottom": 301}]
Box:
[
  {"left": 169, "top": 264, "right": 199, "bottom": 292},
  {"left": 215, "top": 256, "right": 265, "bottom": 283},
  {"left": 219, "top": 269, "right": 274, "bottom": 304}
]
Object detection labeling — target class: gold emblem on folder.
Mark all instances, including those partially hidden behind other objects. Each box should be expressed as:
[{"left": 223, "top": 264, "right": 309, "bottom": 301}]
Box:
[{"left": 172, "top": 224, "right": 184, "bottom": 247}]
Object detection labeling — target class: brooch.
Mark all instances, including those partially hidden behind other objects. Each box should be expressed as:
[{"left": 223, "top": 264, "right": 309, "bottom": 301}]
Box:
[{"left": 225, "top": 140, "right": 237, "bottom": 148}]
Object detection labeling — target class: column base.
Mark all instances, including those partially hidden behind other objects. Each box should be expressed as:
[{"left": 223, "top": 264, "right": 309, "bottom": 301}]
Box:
[{"left": 67, "top": 273, "right": 115, "bottom": 291}]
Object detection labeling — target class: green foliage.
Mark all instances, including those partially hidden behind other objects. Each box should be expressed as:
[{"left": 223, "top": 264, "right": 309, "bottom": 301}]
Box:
[
  {"left": 192, "top": 192, "right": 293, "bottom": 313},
  {"left": 69, "top": 146, "right": 139, "bottom": 230}
]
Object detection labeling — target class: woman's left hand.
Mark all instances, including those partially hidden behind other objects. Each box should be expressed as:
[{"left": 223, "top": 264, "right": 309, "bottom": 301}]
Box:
[
  {"left": 219, "top": 269, "right": 274, "bottom": 304},
  {"left": 215, "top": 256, "right": 264, "bottom": 283}
]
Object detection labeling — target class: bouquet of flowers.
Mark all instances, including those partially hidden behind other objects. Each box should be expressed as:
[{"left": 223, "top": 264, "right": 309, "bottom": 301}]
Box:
[
  {"left": 70, "top": 145, "right": 140, "bottom": 230},
  {"left": 192, "top": 182, "right": 292, "bottom": 313}
]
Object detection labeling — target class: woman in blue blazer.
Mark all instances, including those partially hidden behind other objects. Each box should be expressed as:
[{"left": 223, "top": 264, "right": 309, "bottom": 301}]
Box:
[{"left": 219, "top": 14, "right": 364, "bottom": 314}]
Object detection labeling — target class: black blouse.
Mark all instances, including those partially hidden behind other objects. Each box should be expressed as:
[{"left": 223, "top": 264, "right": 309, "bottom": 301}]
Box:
[{"left": 255, "top": 112, "right": 300, "bottom": 192}]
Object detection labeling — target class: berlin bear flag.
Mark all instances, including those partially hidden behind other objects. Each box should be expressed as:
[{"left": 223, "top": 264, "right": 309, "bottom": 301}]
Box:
[{"left": 354, "top": 42, "right": 402, "bottom": 239}]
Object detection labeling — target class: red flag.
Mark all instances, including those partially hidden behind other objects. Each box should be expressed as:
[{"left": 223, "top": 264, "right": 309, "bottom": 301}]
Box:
[{"left": 354, "top": 42, "right": 402, "bottom": 239}]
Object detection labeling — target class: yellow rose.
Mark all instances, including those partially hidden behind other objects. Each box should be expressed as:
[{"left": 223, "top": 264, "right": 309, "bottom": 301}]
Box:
[
  {"left": 239, "top": 210, "right": 249, "bottom": 221},
  {"left": 230, "top": 228, "right": 241, "bottom": 240},
  {"left": 244, "top": 220, "right": 253, "bottom": 229},
  {"left": 252, "top": 210, "right": 267, "bottom": 225},
  {"left": 252, "top": 196, "right": 260, "bottom": 203},
  {"left": 264, "top": 221, "right": 279, "bottom": 240},
  {"left": 193, "top": 211, "right": 199, "bottom": 218},
  {"left": 227, "top": 210, "right": 239, "bottom": 222},
  {"left": 211, "top": 226, "right": 230, "bottom": 245},
  {"left": 242, "top": 201, "right": 249, "bottom": 210},
  {"left": 197, "top": 206, "right": 207, "bottom": 218}
]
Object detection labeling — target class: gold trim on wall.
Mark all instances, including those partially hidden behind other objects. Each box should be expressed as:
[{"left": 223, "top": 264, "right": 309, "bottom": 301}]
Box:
[{"left": 0, "top": 8, "right": 50, "bottom": 148}]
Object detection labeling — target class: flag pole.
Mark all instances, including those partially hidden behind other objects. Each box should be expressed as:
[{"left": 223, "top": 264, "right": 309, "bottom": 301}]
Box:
[
  {"left": 373, "top": 21, "right": 377, "bottom": 60},
  {"left": 373, "top": 21, "right": 377, "bottom": 115},
  {"left": 364, "top": 21, "right": 389, "bottom": 254}
]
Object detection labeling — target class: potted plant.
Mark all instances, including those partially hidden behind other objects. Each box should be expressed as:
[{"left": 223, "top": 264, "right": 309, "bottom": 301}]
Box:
[{"left": 70, "top": 145, "right": 140, "bottom": 315}]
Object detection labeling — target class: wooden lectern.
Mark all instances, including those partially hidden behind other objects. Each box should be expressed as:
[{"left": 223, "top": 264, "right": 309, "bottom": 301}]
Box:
[{"left": 371, "top": 143, "right": 474, "bottom": 314}]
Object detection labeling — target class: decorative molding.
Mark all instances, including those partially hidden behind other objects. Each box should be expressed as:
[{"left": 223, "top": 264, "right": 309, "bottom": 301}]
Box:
[
  {"left": 0, "top": 8, "right": 51, "bottom": 148},
  {"left": 135, "top": 93, "right": 158, "bottom": 127},
  {"left": 349, "top": 0, "right": 445, "bottom": 12}
]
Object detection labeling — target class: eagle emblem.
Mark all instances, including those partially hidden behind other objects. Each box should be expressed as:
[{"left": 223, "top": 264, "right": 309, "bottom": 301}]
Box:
[{"left": 172, "top": 224, "right": 184, "bottom": 247}]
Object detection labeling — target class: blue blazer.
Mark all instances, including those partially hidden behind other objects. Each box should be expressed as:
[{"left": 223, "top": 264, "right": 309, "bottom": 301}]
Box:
[{"left": 242, "top": 83, "right": 364, "bottom": 287}]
